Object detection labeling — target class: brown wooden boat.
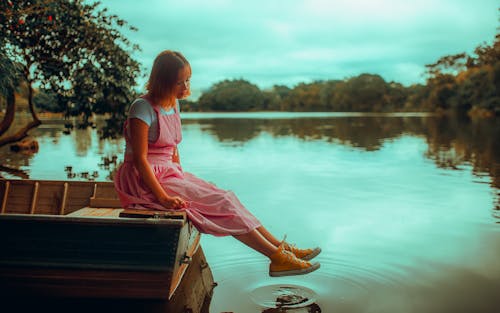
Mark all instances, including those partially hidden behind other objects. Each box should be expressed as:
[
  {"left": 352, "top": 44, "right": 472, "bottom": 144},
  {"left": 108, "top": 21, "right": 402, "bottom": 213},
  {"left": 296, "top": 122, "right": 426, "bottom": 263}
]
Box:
[{"left": 0, "top": 178, "right": 209, "bottom": 302}]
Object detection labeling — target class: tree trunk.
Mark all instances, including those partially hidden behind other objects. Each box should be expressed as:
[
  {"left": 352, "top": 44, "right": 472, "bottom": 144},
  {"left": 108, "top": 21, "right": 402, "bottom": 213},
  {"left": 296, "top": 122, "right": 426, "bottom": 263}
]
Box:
[
  {"left": 27, "top": 80, "right": 41, "bottom": 125},
  {"left": 0, "top": 118, "right": 41, "bottom": 147},
  {"left": 0, "top": 81, "right": 41, "bottom": 148},
  {"left": 0, "top": 87, "right": 15, "bottom": 136}
]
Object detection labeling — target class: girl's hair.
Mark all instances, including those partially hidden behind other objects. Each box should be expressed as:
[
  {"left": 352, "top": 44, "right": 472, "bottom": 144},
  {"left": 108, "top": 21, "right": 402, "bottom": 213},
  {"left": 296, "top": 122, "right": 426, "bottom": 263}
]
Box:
[{"left": 146, "top": 50, "right": 190, "bottom": 104}]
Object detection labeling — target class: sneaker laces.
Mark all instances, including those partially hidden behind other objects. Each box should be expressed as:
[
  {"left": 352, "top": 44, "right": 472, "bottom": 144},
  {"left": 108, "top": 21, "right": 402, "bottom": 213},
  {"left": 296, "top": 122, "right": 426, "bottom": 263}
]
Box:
[
  {"left": 279, "top": 249, "right": 310, "bottom": 267},
  {"left": 286, "top": 242, "right": 299, "bottom": 253},
  {"left": 280, "top": 235, "right": 293, "bottom": 250},
  {"left": 280, "top": 235, "right": 306, "bottom": 254},
  {"left": 280, "top": 234, "right": 288, "bottom": 245}
]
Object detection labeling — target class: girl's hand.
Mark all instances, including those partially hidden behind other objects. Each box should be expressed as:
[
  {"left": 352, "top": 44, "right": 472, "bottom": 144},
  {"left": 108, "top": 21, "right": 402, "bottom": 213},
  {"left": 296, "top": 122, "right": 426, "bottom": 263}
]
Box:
[{"left": 159, "top": 196, "right": 187, "bottom": 210}]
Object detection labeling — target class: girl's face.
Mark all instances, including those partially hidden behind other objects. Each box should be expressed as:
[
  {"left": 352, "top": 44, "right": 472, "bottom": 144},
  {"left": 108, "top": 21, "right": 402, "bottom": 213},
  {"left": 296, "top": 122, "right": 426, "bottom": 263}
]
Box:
[{"left": 175, "top": 66, "right": 191, "bottom": 99}]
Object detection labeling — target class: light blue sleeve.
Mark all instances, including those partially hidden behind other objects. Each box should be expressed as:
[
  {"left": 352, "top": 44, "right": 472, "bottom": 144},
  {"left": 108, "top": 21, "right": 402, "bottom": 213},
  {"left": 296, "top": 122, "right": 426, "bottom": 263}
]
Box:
[{"left": 128, "top": 98, "right": 155, "bottom": 126}]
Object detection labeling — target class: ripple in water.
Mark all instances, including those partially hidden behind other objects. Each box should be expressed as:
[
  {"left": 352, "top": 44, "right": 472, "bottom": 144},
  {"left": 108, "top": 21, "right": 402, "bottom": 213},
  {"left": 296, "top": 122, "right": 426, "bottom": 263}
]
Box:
[{"left": 250, "top": 284, "right": 320, "bottom": 311}]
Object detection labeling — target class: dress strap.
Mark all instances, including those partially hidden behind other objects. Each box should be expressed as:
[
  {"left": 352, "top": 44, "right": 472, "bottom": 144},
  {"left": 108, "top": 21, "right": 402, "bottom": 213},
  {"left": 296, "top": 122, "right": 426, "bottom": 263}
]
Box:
[{"left": 174, "top": 100, "right": 180, "bottom": 114}]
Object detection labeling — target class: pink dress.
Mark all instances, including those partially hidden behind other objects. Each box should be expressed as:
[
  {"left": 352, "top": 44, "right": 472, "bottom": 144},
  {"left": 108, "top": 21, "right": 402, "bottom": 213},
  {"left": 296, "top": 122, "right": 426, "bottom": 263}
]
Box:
[{"left": 114, "top": 101, "right": 262, "bottom": 236}]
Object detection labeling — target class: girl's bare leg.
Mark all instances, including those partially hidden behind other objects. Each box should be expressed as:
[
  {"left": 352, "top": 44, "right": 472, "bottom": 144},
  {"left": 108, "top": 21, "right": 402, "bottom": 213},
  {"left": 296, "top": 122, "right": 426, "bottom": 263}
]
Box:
[
  {"left": 256, "top": 226, "right": 282, "bottom": 247},
  {"left": 233, "top": 229, "right": 278, "bottom": 257}
]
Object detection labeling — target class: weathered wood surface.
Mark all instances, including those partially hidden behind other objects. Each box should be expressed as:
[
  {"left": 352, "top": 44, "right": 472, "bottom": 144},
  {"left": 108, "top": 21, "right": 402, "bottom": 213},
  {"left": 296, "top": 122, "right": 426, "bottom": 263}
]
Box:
[
  {"left": 0, "top": 247, "right": 215, "bottom": 313},
  {"left": 0, "top": 179, "right": 119, "bottom": 215},
  {"left": 0, "top": 178, "right": 206, "bottom": 303}
]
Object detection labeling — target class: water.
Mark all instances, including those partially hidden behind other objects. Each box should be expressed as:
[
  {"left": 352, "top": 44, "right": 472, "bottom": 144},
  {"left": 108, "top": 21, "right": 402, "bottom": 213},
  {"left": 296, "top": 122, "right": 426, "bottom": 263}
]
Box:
[{"left": 1, "top": 113, "right": 499, "bottom": 312}]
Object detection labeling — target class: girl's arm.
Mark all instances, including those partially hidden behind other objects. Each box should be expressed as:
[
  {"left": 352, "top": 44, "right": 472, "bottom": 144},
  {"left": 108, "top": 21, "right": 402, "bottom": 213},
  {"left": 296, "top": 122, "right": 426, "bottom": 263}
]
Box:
[{"left": 129, "top": 118, "right": 186, "bottom": 209}]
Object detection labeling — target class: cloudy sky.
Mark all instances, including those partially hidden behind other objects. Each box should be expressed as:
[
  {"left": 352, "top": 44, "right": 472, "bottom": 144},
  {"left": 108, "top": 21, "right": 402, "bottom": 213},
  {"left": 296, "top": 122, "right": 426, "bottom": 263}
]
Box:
[{"left": 104, "top": 0, "right": 498, "bottom": 97}]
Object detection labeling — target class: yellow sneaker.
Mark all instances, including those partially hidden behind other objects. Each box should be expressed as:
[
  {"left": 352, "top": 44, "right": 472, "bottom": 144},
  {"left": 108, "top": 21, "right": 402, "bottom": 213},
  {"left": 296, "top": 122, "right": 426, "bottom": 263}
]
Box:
[
  {"left": 269, "top": 244, "right": 320, "bottom": 277},
  {"left": 283, "top": 242, "right": 322, "bottom": 261}
]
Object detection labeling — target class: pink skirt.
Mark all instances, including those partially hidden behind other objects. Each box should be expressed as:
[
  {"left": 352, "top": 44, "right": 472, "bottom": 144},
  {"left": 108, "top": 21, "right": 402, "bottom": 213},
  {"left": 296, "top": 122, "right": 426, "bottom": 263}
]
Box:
[{"left": 114, "top": 161, "right": 262, "bottom": 236}]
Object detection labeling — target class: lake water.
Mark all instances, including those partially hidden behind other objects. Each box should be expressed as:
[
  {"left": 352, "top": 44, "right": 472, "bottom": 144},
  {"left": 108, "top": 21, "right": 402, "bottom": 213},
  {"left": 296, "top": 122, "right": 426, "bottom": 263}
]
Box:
[{"left": 1, "top": 113, "right": 499, "bottom": 313}]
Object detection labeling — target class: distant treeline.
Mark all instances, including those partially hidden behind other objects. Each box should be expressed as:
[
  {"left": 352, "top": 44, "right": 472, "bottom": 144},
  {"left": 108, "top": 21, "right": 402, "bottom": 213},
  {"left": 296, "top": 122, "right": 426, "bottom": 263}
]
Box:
[
  {"left": 30, "top": 15, "right": 499, "bottom": 117},
  {"left": 182, "top": 76, "right": 425, "bottom": 113},
  {"left": 181, "top": 27, "right": 499, "bottom": 116}
]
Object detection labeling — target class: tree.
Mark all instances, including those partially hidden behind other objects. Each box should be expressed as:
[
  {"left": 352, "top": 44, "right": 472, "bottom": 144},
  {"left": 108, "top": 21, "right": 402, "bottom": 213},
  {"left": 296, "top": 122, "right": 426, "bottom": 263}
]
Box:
[
  {"left": 425, "top": 53, "right": 469, "bottom": 77},
  {"left": 259, "top": 85, "right": 292, "bottom": 111},
  {"left": 470, "top": 41, "right": 499, "bottom": 68},
  {"left": 198, "top": 79, "right": 263, "bottom": 111},
  {"left": 0, "top": 1, "right": 49, "bottom": 145},
  {"left": 319, "top": 80, "right": 342, "bottom": 111},
  {"left": 0, "top": 0, "right": 141, "bottom": 145},
  {"left": 283, "top": 82, "right": 324, "bottom": 111},
  {"left": 421, "top": 8, "right": 500, "bottom": 116},
  {"left": 0, "top": 49, "right": 20, "bottom": 136},
  {"left": 337, "top": 74, "right": 388, "bottom": 111}
]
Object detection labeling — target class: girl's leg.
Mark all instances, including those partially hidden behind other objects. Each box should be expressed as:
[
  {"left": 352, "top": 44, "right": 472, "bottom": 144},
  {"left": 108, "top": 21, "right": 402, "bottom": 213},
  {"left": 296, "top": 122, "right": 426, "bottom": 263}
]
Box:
[
  {"left": 233, "top": 229, "right": 278, "bottom": 257},
  {"left": 234, "top": 228, "right": 321, "bottom": 277},
  {"left": 256, "top": 226, "right": 281, "bottom": 247},
  {"left": 257, "top": 225, "right": 322, "bottom": 261}
]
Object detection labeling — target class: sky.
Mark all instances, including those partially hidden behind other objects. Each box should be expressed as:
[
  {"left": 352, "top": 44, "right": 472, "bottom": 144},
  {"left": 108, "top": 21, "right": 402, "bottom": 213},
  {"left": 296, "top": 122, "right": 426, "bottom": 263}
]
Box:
[{"left": 103, "top": 0, "right": 499, "bottom": 98}]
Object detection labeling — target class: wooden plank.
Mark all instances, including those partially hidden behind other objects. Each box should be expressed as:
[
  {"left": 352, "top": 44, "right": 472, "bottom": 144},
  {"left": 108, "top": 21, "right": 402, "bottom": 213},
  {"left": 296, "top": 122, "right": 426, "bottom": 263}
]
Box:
[
  {"left": 89, "top": 182, "right": 121, "bottom": 208},
  {"left": 0, "top": 179, "right": 121, "bottom": 215},
  {"left": 30, "top": 181, "right": 40, "bottom": 214},
  {"left": 93, "top": 182, "right": 119, "bottom": 199},
  {"left": 35, "top": 181, "right": 65, "bottom": 215},
  {"left": 0, "top": 178, "right": 212, "bottom": 310},
  {"left": 0, "top": 266, "right": 172, "bottom": 299},
  {"left": 0, "top": 181, "right": 9, "bottom": 214},
  {"left": 119, "top": 209, "right": 186, "bottom": 220},
  {"left": 167, "top": 247, "right": 214, "bottom": 312},
  {"left": 67, "top": 207, "right": 123, "bottom": 218},
  {"left": 89, "top": 197, "right": 122, "bottom": 208},
  {"left": 93, "top": 182, "right": 98, "bottom": 197},
  {"left": 65, "top": 183, "right": 95, "bottom": 214},
  {"left": 59, "top": 182, "right": 68, "bottom": 215},
  {"left": 4, "top": 180, "right": 33, "bottom": 214},
  {"left": 0, "top": 247, "right": 214, "bottom": 313},
  {"left": 168, "top": 231, "right": 201, "bottom": 299},
  {"left": 0, "top": 215, "right": 181, "bottom": 271}
]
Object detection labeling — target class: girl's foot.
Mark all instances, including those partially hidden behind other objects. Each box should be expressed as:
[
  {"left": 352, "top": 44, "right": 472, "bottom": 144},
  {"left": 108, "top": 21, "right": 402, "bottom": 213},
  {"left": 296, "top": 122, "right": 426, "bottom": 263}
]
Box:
[
  {"left": 283, "top": 242, "right": 322, "bottom": 261},
  {"left": 269, "top": 244, "right": 320, "bottom": 277}
]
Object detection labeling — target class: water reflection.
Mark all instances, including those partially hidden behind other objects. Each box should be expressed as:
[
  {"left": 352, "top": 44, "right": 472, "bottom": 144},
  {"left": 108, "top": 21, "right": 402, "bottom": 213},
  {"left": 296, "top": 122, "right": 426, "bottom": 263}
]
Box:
[
  {"left": 0, "top": 113, "right": 499, "bottom": 313},
  {"left": 0, "top": 116, "right": 123, "bottom": 181},
  {"left": 182, "top": 115, "right": 429, "bottom": 149},
  {"left": 2, "top": 113, "right": 498, "bottom": 191},
  {"left": 182, "top": 114, "right": 500, "bottom": 190},
  {"left": 250, "top": 284, "right": 318, "bottom": 311}
]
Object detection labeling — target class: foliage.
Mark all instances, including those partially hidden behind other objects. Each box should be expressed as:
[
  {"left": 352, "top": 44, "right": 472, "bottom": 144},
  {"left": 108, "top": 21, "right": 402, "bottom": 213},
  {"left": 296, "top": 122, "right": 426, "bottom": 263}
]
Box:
[
  {"left": 197, "top": 79, "right": 264, "bottom": 111},
  {"left": 421, "top": 32, "right": 499, "bottom": 114},
  {"left": 2, "top": 2, "right": 497, "bottom": 144},
  {"left": 33, "top": 89, "right": 59, "bottom": 112},
  {"left": 192, "top": 75, "right": 410, "bottom": 113},
  {"left": 283, "top": 82, "right": 324, "bottom": 111},
  {"left": 0, "top": 0, "right": 141, "bottom": 138},
  {"left": 0, "top": 49, "right": 21, "bottom": 97},
  {"left": 191, "top": 10, "right": 499, "bottom": 116}
]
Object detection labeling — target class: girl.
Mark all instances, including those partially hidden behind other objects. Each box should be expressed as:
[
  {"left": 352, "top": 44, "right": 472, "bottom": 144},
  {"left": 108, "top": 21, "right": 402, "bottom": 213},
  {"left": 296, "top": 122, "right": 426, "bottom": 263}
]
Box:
[{"left": 114, "top": 50, "right": 321, "bottom": 277}]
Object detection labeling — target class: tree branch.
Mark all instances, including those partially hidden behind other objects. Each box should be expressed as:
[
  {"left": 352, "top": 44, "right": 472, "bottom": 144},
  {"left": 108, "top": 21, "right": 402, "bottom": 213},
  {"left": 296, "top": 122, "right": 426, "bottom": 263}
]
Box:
[
  {"left": 0, "top": 165, "right": 29, "bottom": 179},
  {"left": 27, "top": 80, "right": 40, "bottom": 124},
  {"left": 0, "top": 119, "right": 41, "bottom": 147}
]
